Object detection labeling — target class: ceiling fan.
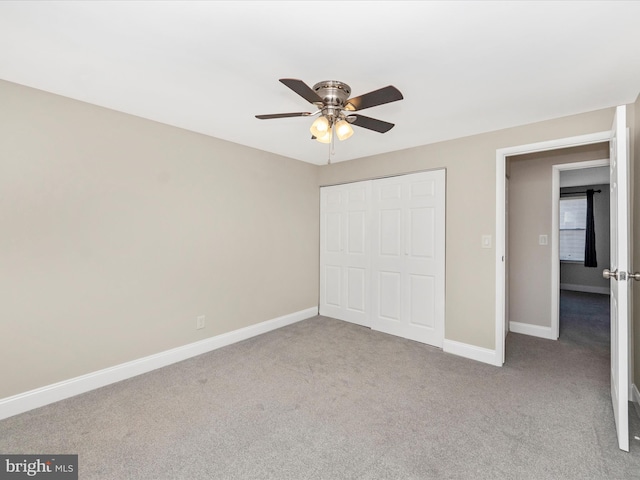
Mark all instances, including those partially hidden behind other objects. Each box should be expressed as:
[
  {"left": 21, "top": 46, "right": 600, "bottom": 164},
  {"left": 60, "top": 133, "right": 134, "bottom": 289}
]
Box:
[{"left": 255, "top": 78, "right": 403, "bottom": 146}]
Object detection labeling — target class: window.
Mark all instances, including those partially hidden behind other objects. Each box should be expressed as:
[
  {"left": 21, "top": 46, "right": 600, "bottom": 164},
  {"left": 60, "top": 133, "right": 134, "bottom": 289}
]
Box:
[{"left": 559, "top": 196, "right": 586, "bottom": 261}]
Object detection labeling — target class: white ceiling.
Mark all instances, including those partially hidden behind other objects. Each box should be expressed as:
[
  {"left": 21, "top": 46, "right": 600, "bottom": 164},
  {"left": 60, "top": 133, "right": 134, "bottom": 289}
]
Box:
[{"left": 1, "top": 1, "right": 640, "bottom": 166}]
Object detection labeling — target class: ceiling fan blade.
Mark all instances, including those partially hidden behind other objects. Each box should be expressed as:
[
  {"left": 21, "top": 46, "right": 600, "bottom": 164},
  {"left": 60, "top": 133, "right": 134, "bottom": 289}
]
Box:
[
  {"left": 279, "top": 78, "right": 323, "bottom": 105},
  {"left": 255, "top": 112, "right": 312, "bottom": 120},
  {"left": 348, "top": 114, "right": 395, "bottom": 133},
  {"left": 345, "top": 85, "right": 403, "bottom": 111}
]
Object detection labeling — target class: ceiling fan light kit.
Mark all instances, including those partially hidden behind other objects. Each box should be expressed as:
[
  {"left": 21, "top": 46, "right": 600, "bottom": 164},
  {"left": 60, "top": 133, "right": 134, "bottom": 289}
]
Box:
[
  {"left": 335, "top": 119, "right": 354, "bottom": 141},
  {"left": 310, "top": 115, "right": 330, "bottom": 138},
  {"left": 256, "top": 78, "right": 403, "bottom": 161},
  {"left": 315, "top": 130, "right": 333, "bottom": 144}
]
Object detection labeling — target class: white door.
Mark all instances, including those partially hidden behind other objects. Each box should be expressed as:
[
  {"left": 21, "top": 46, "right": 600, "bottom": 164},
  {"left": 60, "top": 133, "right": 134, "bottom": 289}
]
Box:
[
  {"left": 606, "top": 105, "right": 629, "bottom": 452},
  {"left": 319, "top": 181, "right": 371, "bottom": 326},
  {"left": 371, "top": 170, "right": 446, "bottom": 347}
]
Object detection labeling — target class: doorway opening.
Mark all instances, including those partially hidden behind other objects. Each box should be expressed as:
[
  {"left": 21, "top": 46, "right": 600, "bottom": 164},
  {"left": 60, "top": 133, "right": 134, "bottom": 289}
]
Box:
[
  {"left": 494, "top": 130, "right": 611, "bottom": 366},
  {"left": 555, "top": 161, "right": 611, "bottom": 345},
  {"left": 504, "top": 147, "right": 609, "bottom": 345}
]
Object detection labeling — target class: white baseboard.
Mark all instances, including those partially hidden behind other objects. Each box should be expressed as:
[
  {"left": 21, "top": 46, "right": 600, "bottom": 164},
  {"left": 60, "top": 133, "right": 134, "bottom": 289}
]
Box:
[
  {"left": 560, "top": 283, "right": 609, "bottom": 295},
  {"left": 509, "top": 321, "right": 557, "bottom": 340},
  {"left": 443, "top": 339, "right": 500, "bottom": 367},
  {"left": 0, "top": 306, "right": 318, "bottom": 421}
]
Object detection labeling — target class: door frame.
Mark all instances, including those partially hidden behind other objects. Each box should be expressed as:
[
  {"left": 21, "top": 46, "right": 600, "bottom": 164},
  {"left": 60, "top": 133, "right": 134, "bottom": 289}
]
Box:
[
  {"left": 495, "top": 131, "right": 611, "bottom": 366},
  {"left": 551, "top": 159, "right": 611, "bottom": 340}
]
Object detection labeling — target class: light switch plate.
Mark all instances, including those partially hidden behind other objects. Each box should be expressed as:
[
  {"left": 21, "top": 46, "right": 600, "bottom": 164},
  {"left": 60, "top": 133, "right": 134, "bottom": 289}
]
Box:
[
  {"left": 482, "top": 235, "right": 492, "bottom": 249},
  {"left": 539, "top": 235, "right": 548, "bottom": 246}
]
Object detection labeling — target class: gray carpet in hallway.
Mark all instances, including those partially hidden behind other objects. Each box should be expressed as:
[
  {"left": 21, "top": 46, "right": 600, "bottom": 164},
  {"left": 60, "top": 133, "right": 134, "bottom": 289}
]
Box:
[
  {"left": 1, "top": 309, "right": 639, "bottom": 479},
  {"left": 559, "top": 289, "right": 610, "bottom": 350}
]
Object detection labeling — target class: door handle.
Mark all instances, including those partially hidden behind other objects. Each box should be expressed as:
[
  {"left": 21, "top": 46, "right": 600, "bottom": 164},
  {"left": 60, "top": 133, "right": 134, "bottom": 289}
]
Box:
[
  {"left": 628, "top": 272, "right": 640, "bottom": 281},
  {"left": 603, "top": 269, "right": 618, "bottom": 280}
]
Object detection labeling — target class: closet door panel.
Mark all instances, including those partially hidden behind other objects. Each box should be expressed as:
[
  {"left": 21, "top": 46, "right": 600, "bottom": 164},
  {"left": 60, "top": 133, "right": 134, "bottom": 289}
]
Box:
[
  {"left": 409, "top": 207, "right": 435, "bottom": 258},
  {"left": 402, "top": 170, "right": 445, "bottom": 346},
  {"left": 324, "top": 265, "right": 342, "bottom": 307},
  {"left": 319, "top": 181, "right": 371, "bottom": 326},
  {"left": 347, "top": 211, "right": 366, "bottom": 254},
  {"left": 379, "top": 209, "right": 402, "bottom": 256},
  {"left": 347, "top": 267, "right": 366, "bottom": 313},
  {"left": 320, "top": 187, "right": 344, "bottom": 320},
  {"left": 342, "top": 181, "right": 371, "bottom": 326},
  {"left": 372, "top": 170, "right": 445, "bottom": 347},
  {"left": 409, "top": 274, "right": 435, "bottom": 328},
  {"left": 378, "top": 271, "right": 402, "bottom": 322},
  {"left": 371, "top": 177, "right": 405, "bottom": 336}
]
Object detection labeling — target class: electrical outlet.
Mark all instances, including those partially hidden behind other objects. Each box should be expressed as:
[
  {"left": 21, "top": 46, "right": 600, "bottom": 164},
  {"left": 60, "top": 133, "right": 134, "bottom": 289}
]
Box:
[{"left": 196, "top": 315, "right": 205, "bottom": 330}]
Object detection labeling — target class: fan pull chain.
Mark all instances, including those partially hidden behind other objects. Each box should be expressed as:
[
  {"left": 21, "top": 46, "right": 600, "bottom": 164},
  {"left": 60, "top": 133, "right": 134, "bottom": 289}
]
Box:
[{"left": 328, "top": 121, "right": 336, "bottom": 164}]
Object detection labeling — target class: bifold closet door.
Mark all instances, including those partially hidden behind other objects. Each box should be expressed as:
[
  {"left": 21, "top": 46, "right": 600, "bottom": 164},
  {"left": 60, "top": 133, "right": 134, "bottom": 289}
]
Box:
[
  {"left": 319, "top": 181, "right": 371, "bottom": 327},
  {"left": 371, "top": 170, "right": 445, "bottom": 347}
]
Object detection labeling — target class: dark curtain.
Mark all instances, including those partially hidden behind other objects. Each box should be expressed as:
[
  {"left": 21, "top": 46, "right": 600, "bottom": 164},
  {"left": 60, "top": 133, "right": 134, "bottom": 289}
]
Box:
[{"left": 584, "top": 189, "right": 597, "bottom": 267}]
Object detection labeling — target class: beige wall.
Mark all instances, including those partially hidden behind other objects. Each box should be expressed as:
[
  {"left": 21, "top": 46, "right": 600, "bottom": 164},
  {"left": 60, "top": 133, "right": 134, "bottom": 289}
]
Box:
[
  {"left": 507, "top": 144, "right": 609, "bottom": 328},
  {"left": 0, "top": 80, "right": 319, "bottom": 398},
  {"left": 319, "top": 110, "right": 615, "bottom": 349}
]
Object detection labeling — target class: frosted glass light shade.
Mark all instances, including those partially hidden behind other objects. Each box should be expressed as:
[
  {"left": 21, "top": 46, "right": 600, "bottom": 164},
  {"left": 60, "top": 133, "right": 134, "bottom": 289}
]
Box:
[
  {"left": 310, "top": 116, "right": 330, "bottom": 138},
  {"left": 335, "top": 119, "right": 354, "bottom": 141},
  {"left": 315, "top": 129, "right": 332, "bottom": 143}
]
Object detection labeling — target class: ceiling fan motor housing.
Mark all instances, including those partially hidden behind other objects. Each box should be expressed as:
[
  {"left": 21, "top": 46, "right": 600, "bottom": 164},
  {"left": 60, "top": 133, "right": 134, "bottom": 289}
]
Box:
[{"left": 313, "top": 81, "right": 351, "bottom": 119}]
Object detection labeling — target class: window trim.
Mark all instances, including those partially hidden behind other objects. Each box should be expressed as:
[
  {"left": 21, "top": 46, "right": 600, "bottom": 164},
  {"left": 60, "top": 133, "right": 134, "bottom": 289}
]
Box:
[{"left": 559, "top": 195, "right": 587, "bottom": 263}]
